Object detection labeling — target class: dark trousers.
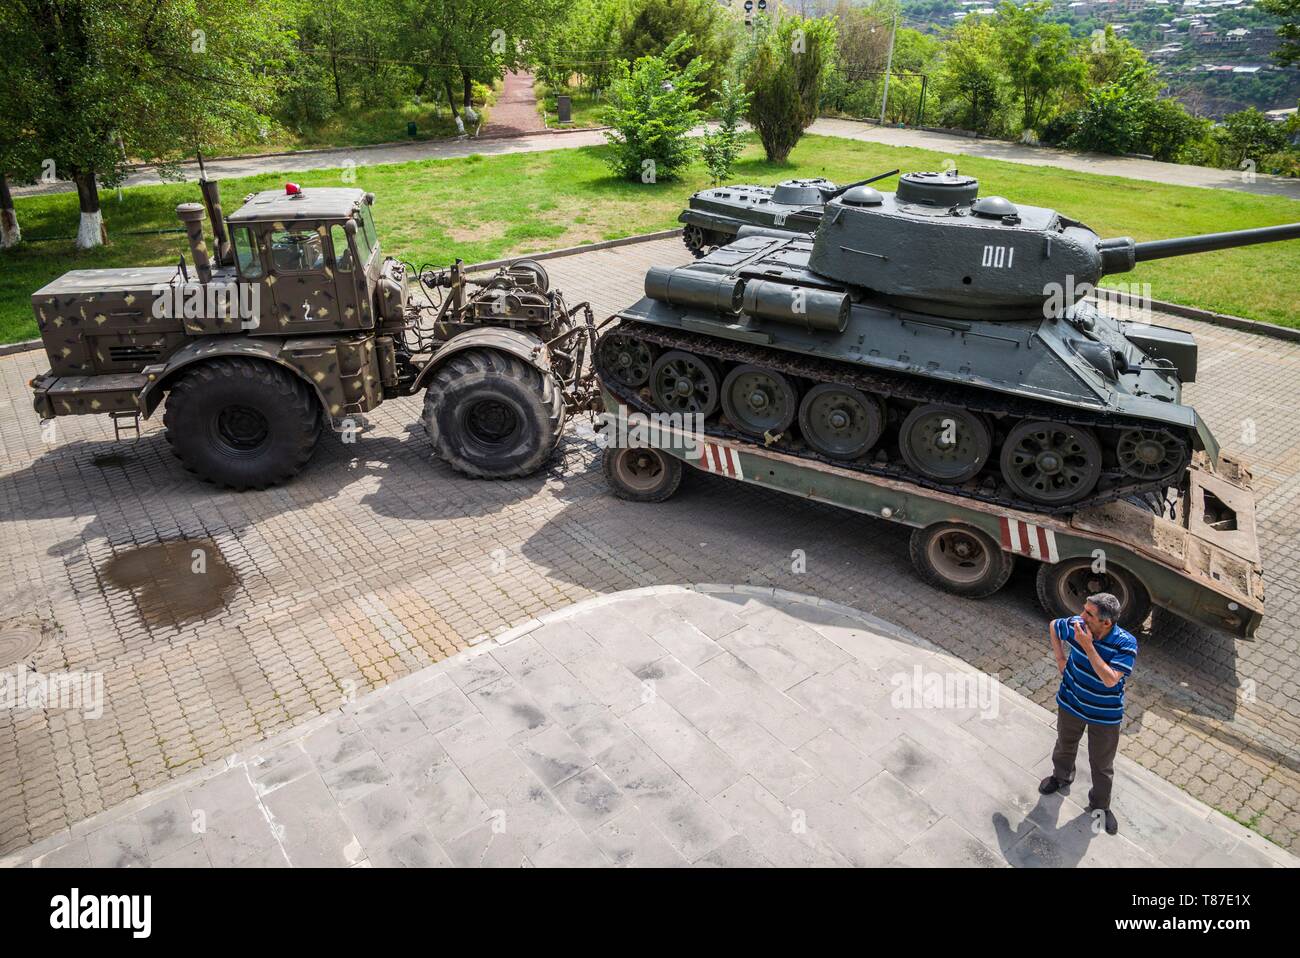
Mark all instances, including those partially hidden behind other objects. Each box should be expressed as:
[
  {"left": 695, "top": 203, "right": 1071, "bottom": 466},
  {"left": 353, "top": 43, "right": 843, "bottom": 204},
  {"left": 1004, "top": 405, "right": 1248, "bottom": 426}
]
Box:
[{"left": 1051, "top": 705, "right": 1122, "bottom": 810}]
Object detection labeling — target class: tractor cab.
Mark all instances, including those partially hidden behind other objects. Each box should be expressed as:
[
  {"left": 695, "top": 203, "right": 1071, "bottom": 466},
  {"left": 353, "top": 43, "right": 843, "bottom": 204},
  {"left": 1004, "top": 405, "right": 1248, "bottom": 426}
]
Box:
[{"left": 221, "top": 184, "right": 382, "bottom": 334}]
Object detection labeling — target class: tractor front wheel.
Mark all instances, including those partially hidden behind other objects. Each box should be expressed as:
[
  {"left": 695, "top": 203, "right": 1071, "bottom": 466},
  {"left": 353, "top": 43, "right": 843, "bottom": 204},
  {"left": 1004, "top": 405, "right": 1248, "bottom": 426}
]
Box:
[{"left": 423, "top": 349, "right": 563, "bottom": 478}]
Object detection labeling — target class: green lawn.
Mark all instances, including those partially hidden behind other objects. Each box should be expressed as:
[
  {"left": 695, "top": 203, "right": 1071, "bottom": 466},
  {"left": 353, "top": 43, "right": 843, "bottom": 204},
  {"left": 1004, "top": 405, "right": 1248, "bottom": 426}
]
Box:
[{"left": 3, "top": 133, "right": 1298, "bottom": 344}]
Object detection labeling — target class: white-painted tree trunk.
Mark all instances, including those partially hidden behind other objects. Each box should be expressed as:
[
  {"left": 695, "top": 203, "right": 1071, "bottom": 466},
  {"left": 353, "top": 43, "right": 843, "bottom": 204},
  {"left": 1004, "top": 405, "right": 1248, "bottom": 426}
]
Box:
[
  {"left": 463, "top": 105, "right": 479, "bottom": 125},
  {"left": 76, "top": 210, "right": 105, "bottom": 249},
  {"left": 454, "top": 115, "right": 466, "bottom": 135},
  {"left": 0, "top": 212, "right": 18, "bottom": 248}
]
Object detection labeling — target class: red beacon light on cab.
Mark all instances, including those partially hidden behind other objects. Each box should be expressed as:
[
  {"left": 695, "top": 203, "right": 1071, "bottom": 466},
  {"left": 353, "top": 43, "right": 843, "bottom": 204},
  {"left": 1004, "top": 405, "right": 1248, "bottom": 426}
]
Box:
[{"left": 284, "top": 182, "right": 302, "bottom": 196}]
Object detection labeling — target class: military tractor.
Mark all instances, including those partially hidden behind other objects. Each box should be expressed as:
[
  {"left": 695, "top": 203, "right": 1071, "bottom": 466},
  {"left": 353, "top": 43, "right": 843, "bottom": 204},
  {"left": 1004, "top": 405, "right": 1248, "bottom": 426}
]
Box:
[{"left": 29, "top": 175, "right": 597, "bottom": 489}]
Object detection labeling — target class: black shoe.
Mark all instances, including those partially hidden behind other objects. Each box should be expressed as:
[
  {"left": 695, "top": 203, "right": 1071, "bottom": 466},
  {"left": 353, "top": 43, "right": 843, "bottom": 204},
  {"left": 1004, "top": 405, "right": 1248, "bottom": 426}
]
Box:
[
  {"left": 1087, "top": 805, "right": 1119, "bottom": 835},
  {"left": 1038, "top": 775, "right": 1069, "bottom": 794}
]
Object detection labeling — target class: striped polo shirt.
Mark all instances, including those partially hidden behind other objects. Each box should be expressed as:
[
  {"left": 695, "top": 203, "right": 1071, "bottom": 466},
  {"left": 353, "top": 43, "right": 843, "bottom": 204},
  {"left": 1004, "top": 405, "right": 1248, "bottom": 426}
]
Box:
[{"left": 1053, "top": 616, "right": 1138, "bottom": 725}]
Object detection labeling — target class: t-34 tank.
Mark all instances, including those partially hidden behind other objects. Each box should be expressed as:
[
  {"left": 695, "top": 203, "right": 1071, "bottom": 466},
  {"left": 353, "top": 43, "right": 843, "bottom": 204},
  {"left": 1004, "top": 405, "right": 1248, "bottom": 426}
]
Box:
[
  {"left": 678, "top": 168, "right": 898, "bottom": 257},
  {"left": 598, "top": 171, "right": 1300, "bottom": 512}
]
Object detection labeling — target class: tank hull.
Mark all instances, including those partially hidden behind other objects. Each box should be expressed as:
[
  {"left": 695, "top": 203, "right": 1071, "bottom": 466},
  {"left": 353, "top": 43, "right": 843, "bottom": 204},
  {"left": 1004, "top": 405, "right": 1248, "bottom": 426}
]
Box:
[{"left": 597, "top": 233, "right": 1214, "bottom": 514}]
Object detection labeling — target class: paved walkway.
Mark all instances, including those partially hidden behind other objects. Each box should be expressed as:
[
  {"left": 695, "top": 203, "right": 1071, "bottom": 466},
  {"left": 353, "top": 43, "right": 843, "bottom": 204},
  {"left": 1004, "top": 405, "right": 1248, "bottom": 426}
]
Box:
[
  {"left": 15, "top": 117, "right": 1297, "bottom": 200},
  {"left": 5, "top": 587, "right": 1290, "bottom": 868},
  {"left": 3, "top": 237, "right": 1300, "bottom": 857},
  {"left": 487, "top": 72, "right": 548, "bottom": 136}
]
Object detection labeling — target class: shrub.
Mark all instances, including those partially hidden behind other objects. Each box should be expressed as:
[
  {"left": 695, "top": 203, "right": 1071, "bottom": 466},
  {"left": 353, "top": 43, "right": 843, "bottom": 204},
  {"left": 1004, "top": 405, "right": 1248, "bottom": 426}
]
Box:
[
  {"left": 741, "top": 14, "right": 837, "bottom": 163},
  {"left": 601, "top": 35, "right": 707, "bottom": 182},
  {"left": 700, "top": 79, "right": 750, "bottom": 184}
]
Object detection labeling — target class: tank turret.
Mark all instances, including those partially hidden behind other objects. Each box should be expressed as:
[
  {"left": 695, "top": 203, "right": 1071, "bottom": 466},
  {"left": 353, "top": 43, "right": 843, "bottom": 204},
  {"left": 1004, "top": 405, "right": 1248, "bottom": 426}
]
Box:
[
  {"left": 596, "top": 171, "right": 1300, "bottom": 514},
  {"left": 809, "top": 170, "right": 1300, "bottom": 319}
]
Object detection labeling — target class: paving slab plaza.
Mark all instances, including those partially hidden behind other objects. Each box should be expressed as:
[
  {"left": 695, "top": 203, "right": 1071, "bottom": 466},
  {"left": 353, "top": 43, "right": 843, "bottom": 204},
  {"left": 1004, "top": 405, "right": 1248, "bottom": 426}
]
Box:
[
  {"left": 6, "top": 587, "right": 1292, "bottom": 868},
  {"left": 1, "top": 236, "right": 1299, "bottom": 863}
]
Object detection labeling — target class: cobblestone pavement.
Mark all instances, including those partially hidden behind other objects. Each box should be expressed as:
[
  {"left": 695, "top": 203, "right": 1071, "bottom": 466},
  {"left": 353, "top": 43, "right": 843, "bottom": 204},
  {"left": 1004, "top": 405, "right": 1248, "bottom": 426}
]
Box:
[
  {"left": 5, "top": 587, "right": 1291, "bottom": 868},
  {"left": 1, "top": 237, "right": 1299, "bottom": 859}
]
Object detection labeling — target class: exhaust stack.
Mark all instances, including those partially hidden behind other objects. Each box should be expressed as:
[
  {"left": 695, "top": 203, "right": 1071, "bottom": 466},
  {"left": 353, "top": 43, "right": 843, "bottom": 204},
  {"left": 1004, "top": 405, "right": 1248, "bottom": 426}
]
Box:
[{"left": 176, "top": 203, "right": 212, "bottom": 283}]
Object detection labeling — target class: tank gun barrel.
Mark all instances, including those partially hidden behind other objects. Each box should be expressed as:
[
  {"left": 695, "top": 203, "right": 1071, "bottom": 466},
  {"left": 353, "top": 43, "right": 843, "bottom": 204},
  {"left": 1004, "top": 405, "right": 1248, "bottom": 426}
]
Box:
[
  {"left": 828, "top": 169, "right": 900, "bottom": 198},
  {"left": 1099, "top": 222, "right": 1300, "bottom": 275}
]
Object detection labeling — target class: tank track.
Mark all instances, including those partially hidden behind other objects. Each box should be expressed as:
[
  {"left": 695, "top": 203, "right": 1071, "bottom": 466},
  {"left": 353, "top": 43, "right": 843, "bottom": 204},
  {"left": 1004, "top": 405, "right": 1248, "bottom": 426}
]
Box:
[{"left": 596, "top": 319, "right": 1188, "bottom": 518}]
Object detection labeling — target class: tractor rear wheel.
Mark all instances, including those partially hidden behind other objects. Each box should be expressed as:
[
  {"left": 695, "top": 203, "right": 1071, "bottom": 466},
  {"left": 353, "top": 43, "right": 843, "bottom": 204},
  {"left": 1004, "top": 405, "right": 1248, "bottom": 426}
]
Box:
[
  {"left": 423, "top": 349, "right": 563, "bottom": 478},
  {"left": 163, "top": 357, "right": 322, "bottom": 490}
]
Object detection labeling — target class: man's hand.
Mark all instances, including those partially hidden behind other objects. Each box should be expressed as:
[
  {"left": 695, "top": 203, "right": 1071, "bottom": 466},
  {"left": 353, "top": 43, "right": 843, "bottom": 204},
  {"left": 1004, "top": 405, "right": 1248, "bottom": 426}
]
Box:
[{"left": 1072, "top": 618, "right": 1094, "bottom": 648}]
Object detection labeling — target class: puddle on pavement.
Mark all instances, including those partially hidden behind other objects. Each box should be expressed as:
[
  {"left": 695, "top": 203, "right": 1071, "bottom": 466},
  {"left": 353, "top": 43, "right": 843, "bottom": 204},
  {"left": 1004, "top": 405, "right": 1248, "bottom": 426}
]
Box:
[{"left": 102, "top": 538, "right": 238, "bottom": 627}]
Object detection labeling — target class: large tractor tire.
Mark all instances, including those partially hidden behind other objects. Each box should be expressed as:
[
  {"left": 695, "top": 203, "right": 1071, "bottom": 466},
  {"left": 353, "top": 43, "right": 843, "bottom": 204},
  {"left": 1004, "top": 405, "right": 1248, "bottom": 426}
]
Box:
[
  {"left": 423, "top": 349, "right": 563, "bottom": 478},
  {"left": 163, "top": 358, "right": 322, "bottom": 490}
]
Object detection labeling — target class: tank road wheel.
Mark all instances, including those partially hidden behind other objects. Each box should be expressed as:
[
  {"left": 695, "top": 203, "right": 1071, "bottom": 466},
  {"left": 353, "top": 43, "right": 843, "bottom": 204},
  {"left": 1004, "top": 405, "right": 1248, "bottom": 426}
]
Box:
[
  {"left": 682, "top": 225, "right": 726, "bottom": 258},
  {"left": 798, "top": 383, "right": 885, "bottom": 460},
  {"left": 721, "top": 365, "right": 798, "bottom": 439},
  {"left": 909, "top": 523, "right": 1015, "bottom": 599},
  {"left": 651, "top": 350, "right": 721, "bottom": 419},
  {"left": 596, "top": 332, "right": 654, "bottom": 388},
  {"left": 602, "top": 446, "right": 683, "bottom": 503},
  {"left": 423, "top": 349, "right": 563, "bottom": 479},
  {"left": 1036, "top": 558, "right": 1152, "bottom": 630},
  {"left": 163, "top": 358, "right": 322, "bottom": 491},
  {"left": 899, "top": 404, "right": 992, "bottom": 484},
  {"left": 1116, "top": 427, "right": 1188, "bottom": 483},
  {"left": 1000, "top": 420, "right": 1103, "bottom": 507}
]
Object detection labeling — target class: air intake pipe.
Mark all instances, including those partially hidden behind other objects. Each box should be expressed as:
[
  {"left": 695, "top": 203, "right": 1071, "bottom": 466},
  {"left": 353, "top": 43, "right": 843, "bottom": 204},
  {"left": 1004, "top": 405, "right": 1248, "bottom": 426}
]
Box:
[{"left": 176, "top": 203, "right": 212, "bottom": 283}]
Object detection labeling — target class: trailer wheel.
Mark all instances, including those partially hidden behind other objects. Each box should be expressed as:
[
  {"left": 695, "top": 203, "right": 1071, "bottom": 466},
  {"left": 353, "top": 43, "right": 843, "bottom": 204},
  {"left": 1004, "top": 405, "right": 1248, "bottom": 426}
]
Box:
[
  {"left": 909, "top": 522, "right": 1015, "bottom": 599},
  {"left": 423, "top": 349, "right": 563, "bottom": 479},
  {"left": 163, "top": 358, "right": 322, "bottom": 490},
  {"left": 1036, "top": 558, "right": 1152, "bottom": 630},
  {"left": 602, "top": 447, "right": 682, "bottom": 502}
]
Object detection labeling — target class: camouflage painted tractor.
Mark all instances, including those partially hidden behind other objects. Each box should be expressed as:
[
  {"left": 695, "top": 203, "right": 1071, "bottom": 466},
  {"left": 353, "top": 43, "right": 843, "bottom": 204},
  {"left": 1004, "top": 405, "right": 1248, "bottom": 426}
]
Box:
[
  {"left": 600, "top": 170, "right": 1300, "bottom": 514},
  {"left": 678, "top": 168, "right": 898, "bottom": 257},
  {"left": 30, "top": 176, "right": 597, "bottom": 489}
]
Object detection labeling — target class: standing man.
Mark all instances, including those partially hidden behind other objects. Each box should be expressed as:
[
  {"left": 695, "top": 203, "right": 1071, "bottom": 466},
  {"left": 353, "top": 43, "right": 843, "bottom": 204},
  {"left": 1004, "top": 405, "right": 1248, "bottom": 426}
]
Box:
[{"left": 1037, "top": 593, "right": 1138, "bottom": 835}]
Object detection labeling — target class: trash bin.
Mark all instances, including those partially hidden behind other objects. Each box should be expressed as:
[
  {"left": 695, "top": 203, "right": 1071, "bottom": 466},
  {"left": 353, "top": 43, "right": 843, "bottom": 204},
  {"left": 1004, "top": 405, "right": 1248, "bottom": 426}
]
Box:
[
  {"left": 407, "top": 121, "right": 418, "bottom": 138},
  {"left": 556, "top": 96, "right": 572, "bottom": 124}
]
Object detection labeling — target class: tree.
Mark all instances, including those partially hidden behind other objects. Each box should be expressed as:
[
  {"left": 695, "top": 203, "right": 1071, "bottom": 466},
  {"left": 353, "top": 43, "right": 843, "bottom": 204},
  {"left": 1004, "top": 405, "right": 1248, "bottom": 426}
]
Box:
[
  {"left": 741, "top": 13, "right": 837, "bottom": 163},
  {"left": 1215, "top": 108, "right": 1289, "bottom": 168},
  {"left": 700, "top": 80, "right": 751, "bottom": 184},
  {"left": 618, "top": 0, "right": 736, "bottom": 96},
  {"left": 2, "top": 0, "right": 290, "bottom": 248},
  {"left": 602, "top": 36, "right": 707, "bottom": 181},
  {"left": 935, "top": 16, "right": 1007, "bottom": 135},
  {"left": 992, "top": 0, "right": 1085, "bottom": 135},
  {"left": 1259, "top": 0, "right": 1300, "bottom": 68}
]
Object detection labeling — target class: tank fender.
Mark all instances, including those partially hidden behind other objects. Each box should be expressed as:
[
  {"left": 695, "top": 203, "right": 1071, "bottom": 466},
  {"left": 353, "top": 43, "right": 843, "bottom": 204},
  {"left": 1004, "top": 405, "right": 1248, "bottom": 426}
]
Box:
[
  {"left": 411, "top": 327, "right": 552, "bottom": 393},
  {"left": 139, "top": 337, "right": 330, "bottom": 419},
  {"left": 679, "top": 208, "right": 741, "bottom": 234}
]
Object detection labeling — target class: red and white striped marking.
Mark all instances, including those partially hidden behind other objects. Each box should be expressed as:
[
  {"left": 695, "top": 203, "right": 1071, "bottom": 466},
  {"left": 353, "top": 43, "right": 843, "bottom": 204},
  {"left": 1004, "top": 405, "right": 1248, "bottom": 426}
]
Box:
[
  {"left": 1000, "top": 516, "right": 1060, "bottom": 562},
  {"left": 697, "top": 442, "right": 744, "bottom": 480}
]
